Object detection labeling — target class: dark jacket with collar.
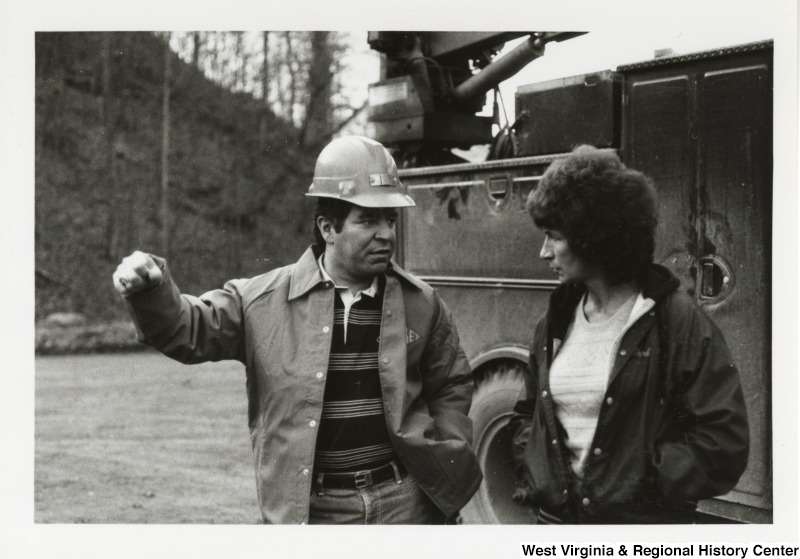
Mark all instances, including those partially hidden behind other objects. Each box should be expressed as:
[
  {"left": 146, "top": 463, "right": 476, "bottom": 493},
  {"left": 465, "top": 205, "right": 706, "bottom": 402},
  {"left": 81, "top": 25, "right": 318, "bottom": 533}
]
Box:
[
  {"left": 509, "top": 264, "right": 749, "bottom": 523},
  {"left": 126, "top": 247, "right": 482, "bottom": 524}
]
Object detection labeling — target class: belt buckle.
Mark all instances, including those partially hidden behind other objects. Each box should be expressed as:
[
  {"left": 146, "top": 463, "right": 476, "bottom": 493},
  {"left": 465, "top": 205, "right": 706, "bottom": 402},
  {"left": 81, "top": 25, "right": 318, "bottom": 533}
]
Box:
[{"left": 354, "top": 470, "right": 372, "bottom": 489}]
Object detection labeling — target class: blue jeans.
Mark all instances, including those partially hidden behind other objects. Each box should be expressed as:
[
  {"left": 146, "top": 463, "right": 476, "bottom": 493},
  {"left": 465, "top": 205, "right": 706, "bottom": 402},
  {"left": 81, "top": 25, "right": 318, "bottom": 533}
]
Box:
[{"left": 308, "top": 474, "right": 448, "bottom": 525}]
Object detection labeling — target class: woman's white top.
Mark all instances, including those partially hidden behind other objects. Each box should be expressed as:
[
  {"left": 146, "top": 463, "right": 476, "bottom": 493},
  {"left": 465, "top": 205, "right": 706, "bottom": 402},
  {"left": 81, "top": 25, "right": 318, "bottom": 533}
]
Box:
[{"left": 549, "top": 291, "right": 639, "bottom": 478}]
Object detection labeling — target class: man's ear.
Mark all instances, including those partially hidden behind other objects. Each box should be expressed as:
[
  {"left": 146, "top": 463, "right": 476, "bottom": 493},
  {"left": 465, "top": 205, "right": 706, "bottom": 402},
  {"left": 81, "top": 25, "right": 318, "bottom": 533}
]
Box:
[{"left": 316, "top": 216, "right": 335, "bottom": 244}]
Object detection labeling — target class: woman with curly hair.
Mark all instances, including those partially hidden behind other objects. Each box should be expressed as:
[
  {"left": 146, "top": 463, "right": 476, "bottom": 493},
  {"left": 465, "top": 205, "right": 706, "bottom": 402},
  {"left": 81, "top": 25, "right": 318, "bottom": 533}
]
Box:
[{"left": 508, "top": 145, "right": 749, "bottom": 524}]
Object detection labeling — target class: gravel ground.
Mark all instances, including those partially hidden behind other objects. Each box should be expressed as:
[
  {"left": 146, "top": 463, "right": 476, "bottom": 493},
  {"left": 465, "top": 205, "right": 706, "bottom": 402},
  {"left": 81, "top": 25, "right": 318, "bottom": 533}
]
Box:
[{"left": 35, "top": 352, "right": 262, "bottom": 524}]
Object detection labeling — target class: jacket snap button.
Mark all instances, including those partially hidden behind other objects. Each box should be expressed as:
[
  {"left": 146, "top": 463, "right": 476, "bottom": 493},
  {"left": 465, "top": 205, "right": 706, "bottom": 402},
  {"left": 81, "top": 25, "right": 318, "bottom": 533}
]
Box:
[
  {"left": 303, "top": 469, "right": 309, "bottom": 475},
  {"left": 619, "top": 349, "right": 627, "bottom": 356},
  {"left": 542, "top": 390, "right": 548, "bottom": 397},
  {"left": 386, "top": 310, "right": 392, "bottom": 317},
  {"left": 382, "top": 357, "right": 390, "bottom": 364},
  {"left": 309, "top": 420, "right": 316, "bottom": 427},
  {"left": 593, "top": 448, "right": 602, "bottom": 456},
  {"left": 606, "top": 397, "right": 614, "bottom": 405},
  {"left": 551, "top": 439, "right": 558, "bottom": 446},
  {"left": 323, "top": 326, "right": 330, "bottom": 333},
  {"left": 582, "top": 498, "right": 591, "bottom": 506},
  {"left": 316, "top": 372, "right": 323, "bottom": 379}
]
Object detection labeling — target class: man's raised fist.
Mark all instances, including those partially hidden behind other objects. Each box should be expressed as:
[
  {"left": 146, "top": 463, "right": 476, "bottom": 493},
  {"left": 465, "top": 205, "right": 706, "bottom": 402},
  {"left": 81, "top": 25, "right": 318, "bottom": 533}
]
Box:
[{"left": 112, "top": 251, "right": 163, "bottom": 296}]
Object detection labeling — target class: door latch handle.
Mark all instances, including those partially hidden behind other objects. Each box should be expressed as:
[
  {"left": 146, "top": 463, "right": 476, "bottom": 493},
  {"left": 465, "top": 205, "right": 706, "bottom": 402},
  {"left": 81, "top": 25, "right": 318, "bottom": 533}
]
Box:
[{"left": 698, "top": 255, "right": 734, "bottom": 301}]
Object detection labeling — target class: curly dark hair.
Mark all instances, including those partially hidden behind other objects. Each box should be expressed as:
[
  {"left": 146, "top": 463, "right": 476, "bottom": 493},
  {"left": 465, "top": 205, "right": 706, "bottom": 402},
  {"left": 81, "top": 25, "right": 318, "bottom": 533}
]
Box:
[
  {"left": 526, "top": 145, "right": 658, "bottom": 285},
  {"left": 312, "top": 198, "right": 353, "bottom": 250}
]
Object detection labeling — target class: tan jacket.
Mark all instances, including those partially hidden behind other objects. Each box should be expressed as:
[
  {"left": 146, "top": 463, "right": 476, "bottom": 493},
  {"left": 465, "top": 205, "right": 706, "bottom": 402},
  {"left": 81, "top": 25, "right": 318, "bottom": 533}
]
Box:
[{"left": 126, "top": 247, "right": 482, "bottom": 523}]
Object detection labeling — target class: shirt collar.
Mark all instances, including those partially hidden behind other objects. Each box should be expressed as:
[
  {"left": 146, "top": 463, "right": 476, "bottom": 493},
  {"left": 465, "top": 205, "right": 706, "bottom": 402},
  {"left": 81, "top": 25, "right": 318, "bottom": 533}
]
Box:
[
  {"left": 287, "top": 246, "right": 421, "bottom": 301},
  {"left": 317, "top": 253, "right": 379, "bottom": 298}
]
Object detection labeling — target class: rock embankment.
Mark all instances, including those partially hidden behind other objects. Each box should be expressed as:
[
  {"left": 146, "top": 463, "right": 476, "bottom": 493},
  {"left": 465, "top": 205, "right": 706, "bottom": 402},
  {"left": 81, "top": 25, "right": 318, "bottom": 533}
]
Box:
[{"left": 36, "top": 315, "right": 143, "bottom": 354}]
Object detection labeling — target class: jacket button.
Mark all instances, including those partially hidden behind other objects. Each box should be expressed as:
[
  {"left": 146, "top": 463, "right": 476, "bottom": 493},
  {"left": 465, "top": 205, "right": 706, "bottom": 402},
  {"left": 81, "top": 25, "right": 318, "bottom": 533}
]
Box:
[
  {"left": 303, "top": 468, "right": 309, "bottom": 475},
  {"left": 324, "top": 282, "right": 332, "bottom": 288},
  {"left": 542, "top": 390, "right": 548, "bottom": 397},
  {"left": 382, "top": 357, "right": 390, "bottom": 364},
  {"left": 593, "top": 448, "right": 602, "bottom": 456},
  {"left": 619, "top": 349, "right": 627, "bottom": 356},
  {"left": 582, "top": 498, "right": 591, "bottom": 506},
  {"left": 316, "top": 372, "right": 324, "bottom": 379},
  {"left": 563, "top": 489, "right": 569, "bottom": 495},
  {"left": 309, "top": 420, "right": 316, "bottom": 427},
  {"left": 323, "top": 326, "right": 330, "bottom": 333},
  {"left": 386, "top": 310, "right": 393, "bottom": 317},
  {"left": 551, "top": 439, "right": 558, "bottom": 446},
  {"left": 606, "top": 397, "right": 614, "bottom": 405}
]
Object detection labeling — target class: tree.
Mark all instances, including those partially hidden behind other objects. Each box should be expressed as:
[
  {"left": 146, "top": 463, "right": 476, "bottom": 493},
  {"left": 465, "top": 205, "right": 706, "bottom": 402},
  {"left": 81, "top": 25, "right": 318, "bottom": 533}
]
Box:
[
  {"left": 160, "top": 32, "right": 172, "bottom": 257},
  {"left": 192, "top": 32, "right": 202, "bottom": 68},
  {"left": 167, "top": 31, "right": 371, "bottom": 139},
  {"left": 300, "top": 31, "right": 333, "bottom": 148},
  {"left": 282, "top": 32, "right": 299, "bottom": 125},
  {"left": 261, "top": 31, "right": 270, "bottom": 102},
  {"left": 101, "top": 32, "right": 133, "bottom": 261},
  {"left": 259, "top": 32, "right": 271, "bottom": 150}
]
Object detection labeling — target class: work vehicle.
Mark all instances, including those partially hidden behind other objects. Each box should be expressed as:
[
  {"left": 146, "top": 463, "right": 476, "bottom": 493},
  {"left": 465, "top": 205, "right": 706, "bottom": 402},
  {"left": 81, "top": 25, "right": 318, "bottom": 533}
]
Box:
[{"left": 366, "top": 32, "right": 773, "bottom": 524}]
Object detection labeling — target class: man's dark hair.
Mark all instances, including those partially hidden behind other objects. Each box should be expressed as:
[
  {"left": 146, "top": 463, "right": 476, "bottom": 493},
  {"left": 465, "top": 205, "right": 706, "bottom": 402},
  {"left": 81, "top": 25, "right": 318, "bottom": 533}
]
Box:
[
  {"left": 313, "top": 198, "right": 354, "bottom": 250},
  {"left": 526, "top": 144, "right": 658, "bottom": 285}
]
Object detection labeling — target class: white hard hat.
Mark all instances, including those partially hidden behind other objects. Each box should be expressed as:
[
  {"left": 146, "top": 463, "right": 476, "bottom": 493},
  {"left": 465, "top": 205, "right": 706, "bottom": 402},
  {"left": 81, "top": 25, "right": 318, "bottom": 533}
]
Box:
[{"left": 306, "top": 136, "right": 415, "bottom": 208}]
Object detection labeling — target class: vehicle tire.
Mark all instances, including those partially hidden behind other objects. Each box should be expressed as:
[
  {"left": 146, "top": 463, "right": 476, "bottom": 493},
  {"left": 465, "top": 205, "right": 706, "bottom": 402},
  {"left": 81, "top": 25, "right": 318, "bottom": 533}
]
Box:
[{"left": 460, "top": 360, "right": 538, "bottom": 524}]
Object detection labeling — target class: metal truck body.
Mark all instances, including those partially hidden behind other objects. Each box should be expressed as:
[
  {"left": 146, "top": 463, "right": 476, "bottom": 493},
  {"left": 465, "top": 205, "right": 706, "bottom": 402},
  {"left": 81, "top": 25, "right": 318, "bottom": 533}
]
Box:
[{"left": 369, "top": 34, "right": 773, "bottom": 524}]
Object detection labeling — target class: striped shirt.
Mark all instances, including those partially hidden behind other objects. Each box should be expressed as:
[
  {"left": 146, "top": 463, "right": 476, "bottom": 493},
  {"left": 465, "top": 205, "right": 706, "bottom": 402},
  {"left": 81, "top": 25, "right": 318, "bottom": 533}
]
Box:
[{"left": 313, "top": 269, "right": 397, "bottom": 474}]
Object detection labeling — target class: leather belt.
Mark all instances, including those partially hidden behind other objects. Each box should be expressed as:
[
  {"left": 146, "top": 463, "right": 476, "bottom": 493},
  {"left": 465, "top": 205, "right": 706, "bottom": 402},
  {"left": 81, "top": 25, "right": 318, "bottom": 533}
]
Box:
[{"left": 314, "top": 461, "right": 406, "bottom": 490}]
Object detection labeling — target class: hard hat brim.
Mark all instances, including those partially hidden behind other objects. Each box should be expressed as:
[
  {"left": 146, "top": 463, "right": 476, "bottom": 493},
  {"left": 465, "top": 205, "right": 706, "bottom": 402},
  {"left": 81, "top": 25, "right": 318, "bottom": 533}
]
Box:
[{"left": 305, "top": 191, "right": 416, "bottom": 208}]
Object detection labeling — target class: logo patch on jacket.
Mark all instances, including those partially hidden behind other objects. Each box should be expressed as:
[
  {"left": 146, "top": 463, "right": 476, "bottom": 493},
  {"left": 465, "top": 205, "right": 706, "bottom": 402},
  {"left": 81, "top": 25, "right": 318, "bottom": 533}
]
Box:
[{"left": 406, "top": 329, "right": 420, "bottom": 344}]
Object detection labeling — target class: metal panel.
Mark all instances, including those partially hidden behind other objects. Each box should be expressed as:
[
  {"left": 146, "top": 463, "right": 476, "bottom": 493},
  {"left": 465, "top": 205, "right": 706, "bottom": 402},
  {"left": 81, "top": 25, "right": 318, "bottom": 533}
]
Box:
[
  {"left": 623, "top": 45, "right": 773, "bottom": 521},
  {"left": 626, "top": 75, "right": 696, "bottom": 292},
  {"left": 400, "top": 157, "right": 555, "bottom": 280},
  {"left": 371, "top": 112, "right": 493, "bottom": 147},
  {"left": 515, "top": 71, "right": 620, "bottom": 156},
  {"left": 426, "top": 284, "right": 552, "bottom": 365},
  {"left": 700, "top": 62, "right": 772, "bottom": 512}
]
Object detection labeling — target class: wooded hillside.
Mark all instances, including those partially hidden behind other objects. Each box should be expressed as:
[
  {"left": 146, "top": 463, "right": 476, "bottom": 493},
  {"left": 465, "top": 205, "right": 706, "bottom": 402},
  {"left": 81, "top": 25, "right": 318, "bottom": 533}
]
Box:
[{"left": 35, "top": 32, "right": 338, "bottom": 322}]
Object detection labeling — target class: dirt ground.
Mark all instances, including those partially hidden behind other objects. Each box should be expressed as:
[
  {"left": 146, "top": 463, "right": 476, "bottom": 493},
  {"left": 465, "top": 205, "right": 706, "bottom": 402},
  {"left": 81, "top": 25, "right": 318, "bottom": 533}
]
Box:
[{"left": 35, "top": 351, "right": 262, "bottom": 524}]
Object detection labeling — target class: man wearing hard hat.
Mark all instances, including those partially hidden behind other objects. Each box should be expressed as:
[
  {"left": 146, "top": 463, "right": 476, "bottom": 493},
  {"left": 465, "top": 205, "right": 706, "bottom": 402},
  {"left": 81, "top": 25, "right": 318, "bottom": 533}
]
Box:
[{"left": 113, "top": 136, "right": 482, "bottom": 524}]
